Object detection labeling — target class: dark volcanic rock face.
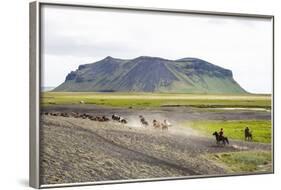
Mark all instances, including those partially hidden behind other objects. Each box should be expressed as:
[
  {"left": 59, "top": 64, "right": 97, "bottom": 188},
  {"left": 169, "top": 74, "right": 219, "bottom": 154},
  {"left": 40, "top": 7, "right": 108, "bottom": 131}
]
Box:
[
  {"left": 118, "top": 57, "right": 179, "bottom": 91},
  {"left": 176, "top": 58, "right": 233, "bottom": 78},
  {"left": 65, "top": 71, "right": 77, "bottom": 81},
  {"left": 54, "top": 56, "right": 247, "bottom": 93}
]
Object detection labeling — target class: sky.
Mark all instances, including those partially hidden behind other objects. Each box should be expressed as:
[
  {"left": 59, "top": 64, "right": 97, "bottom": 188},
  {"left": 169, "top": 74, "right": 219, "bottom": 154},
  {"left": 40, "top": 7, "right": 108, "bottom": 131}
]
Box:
[{"left": 41, "top": 5, "right": 273, "bottom": 93}]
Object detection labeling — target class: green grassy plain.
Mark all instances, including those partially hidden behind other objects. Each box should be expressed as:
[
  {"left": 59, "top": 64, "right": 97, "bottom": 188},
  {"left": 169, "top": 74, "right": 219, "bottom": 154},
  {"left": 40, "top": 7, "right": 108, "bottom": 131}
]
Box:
[
  {"left": 185, "top": 120, "right": 271, "bottom": 143},
  {"left": 208, "top": 151, "right": 272, "bottom": 173},
  {"left": 41, "top": 92, "right": 271, "bottom": 108}
]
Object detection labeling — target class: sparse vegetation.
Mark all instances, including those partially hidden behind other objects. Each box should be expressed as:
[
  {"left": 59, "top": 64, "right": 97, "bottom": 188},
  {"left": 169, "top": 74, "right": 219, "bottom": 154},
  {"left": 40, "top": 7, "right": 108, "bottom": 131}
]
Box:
[
  {"left": 208, "top": 151, "right": 272, "bottom": 173},
  {"left": 41, "top": 92, "right": 271, "bottom": 109},
  {"left": 185, "top": 120, "right": 271, "bottom": 143}
]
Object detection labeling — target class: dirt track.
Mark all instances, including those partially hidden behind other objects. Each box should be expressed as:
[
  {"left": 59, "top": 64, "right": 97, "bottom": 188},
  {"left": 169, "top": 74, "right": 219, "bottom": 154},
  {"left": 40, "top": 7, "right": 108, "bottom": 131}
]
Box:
[
  {"left": 40, "top": 106, "right": 271, "bottom": 185},
  {"left": 42, "top": 104, "right": 271, "bottom": 122}
]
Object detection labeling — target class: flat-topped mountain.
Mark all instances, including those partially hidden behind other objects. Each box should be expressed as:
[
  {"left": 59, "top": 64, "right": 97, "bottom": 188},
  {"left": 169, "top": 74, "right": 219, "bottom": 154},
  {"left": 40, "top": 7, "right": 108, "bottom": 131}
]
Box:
[{"left": 53, "top": 56, "right": 247, "bottom": 94}]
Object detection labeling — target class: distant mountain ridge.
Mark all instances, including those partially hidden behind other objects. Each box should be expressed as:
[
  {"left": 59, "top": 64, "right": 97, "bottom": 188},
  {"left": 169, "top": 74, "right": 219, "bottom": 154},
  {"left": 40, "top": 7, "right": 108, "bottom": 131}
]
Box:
[{"left": 53, "top": 56, "right": 247, "bottom": 94}]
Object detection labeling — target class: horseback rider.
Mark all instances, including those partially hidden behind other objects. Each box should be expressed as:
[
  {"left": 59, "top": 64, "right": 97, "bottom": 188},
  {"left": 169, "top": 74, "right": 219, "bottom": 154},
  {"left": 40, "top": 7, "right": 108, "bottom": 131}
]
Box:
[
  {"left": 219, "top": 128, "right": 224, "bottom": 139},
  {"left": 244, "top": 127, "right": 252, "bottom": 140},
  {"left": 213, "top": 130, "right": 229, "bottom": 145}
]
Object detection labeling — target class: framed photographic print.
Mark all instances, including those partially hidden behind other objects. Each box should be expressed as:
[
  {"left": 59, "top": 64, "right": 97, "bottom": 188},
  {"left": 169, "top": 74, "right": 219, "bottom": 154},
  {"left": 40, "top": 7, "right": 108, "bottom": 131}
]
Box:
[{"left": 29, "top": 1, "right": 274, "bottom": 188}]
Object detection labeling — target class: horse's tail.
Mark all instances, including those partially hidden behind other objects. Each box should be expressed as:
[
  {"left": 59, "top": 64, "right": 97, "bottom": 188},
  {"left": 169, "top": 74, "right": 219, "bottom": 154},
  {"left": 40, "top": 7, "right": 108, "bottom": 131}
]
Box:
[{"left": 225, "top": 137, "right": 229, "bottom": 144}]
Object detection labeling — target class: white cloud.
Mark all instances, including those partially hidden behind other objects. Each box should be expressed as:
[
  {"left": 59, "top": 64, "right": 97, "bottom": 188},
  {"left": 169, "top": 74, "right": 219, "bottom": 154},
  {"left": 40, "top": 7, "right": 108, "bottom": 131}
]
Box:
[{"left": 41, "top": 5, "right": 273, "bottom": 93}]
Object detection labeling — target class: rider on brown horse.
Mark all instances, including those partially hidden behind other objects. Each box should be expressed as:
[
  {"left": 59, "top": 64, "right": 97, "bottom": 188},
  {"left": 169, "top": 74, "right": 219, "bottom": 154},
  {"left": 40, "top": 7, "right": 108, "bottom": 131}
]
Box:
[{"left": 213, "top": 130, "right": 229, "bottom": 145}]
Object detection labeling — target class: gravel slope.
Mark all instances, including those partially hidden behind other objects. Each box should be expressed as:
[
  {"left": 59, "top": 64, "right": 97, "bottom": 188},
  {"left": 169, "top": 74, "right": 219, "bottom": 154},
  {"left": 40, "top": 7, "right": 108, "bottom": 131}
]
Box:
[{"left": 40, "top": 114, "right": 271, "bottom": 185}]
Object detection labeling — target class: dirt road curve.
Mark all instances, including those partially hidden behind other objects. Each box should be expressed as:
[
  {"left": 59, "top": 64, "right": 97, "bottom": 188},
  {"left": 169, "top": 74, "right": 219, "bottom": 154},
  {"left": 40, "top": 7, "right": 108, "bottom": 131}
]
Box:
[{"left": 40, "top": 114, "right": 271, "bottom": 185}]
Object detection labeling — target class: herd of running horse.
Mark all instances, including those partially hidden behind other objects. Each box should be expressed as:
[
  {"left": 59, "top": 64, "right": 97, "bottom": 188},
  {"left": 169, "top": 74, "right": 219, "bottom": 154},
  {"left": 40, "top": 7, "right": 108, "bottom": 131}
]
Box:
[{"left": 42, "top": 111, "right": 253, "bottom": 146}]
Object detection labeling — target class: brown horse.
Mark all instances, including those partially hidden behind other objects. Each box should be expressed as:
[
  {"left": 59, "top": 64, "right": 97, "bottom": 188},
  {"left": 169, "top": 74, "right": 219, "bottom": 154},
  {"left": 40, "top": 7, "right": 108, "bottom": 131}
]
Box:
[
  {"left": 153, "top": 120, "right": 161, "bottom": 129},
  {"left": 213, "top": 131, "right": 229, "bottom": 145},
  {"left": 139, "top": 115, "right": 149, "bottom": 126}
]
